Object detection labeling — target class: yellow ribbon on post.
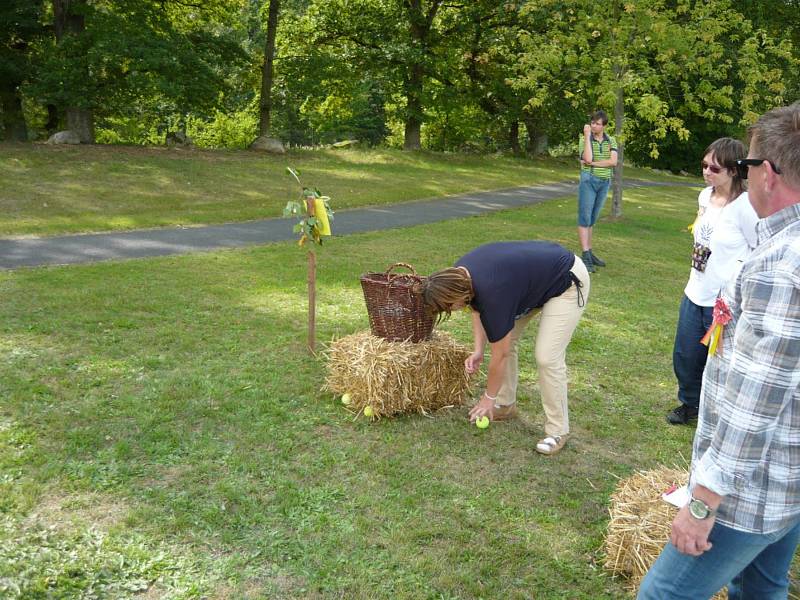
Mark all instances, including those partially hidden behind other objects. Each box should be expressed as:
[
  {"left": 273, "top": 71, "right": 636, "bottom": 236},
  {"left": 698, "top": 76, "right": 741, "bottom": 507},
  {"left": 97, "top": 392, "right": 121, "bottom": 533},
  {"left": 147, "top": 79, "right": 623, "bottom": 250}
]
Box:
[{"left": 313, "top": 197, "right": 331, "bottom": 236}]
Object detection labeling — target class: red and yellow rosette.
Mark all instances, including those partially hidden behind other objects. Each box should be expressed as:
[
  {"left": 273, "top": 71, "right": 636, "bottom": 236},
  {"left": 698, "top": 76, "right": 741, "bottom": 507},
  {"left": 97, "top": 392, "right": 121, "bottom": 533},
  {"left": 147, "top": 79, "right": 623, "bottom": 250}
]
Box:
[{"left": 700, "top": 297, "right": 733, "bottom": 356}]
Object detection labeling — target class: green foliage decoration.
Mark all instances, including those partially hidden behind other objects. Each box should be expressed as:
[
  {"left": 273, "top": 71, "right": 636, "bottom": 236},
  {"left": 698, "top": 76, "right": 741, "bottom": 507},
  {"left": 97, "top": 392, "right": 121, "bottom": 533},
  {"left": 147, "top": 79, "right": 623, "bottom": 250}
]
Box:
[{"left": 283, "top": 167, "right": 334, "bottom": 247}]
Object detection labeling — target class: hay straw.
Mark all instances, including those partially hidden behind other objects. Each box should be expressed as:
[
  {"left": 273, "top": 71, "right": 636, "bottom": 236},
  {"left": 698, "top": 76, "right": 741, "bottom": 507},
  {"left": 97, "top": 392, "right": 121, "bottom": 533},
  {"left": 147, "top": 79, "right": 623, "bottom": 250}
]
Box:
[
  {"left": 604, "top": 466, "right": 727, "bottom": 599},
  {"left": 323, "top": 330, "right": 473, "bottom": 419}
]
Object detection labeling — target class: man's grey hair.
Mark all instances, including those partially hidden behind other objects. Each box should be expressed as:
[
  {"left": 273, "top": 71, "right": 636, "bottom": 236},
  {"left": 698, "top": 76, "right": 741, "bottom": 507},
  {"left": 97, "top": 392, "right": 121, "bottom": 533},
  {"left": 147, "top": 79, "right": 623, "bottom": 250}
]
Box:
[{"left": 749, "top": 102, "right": 800, "bottom": 190}]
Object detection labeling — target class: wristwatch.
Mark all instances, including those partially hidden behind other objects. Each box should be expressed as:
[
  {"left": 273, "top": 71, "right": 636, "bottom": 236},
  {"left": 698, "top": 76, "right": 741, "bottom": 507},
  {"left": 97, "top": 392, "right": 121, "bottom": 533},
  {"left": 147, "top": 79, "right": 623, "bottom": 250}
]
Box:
[{"left": 688, "top": 496, "right": 716, "bottom": 520}]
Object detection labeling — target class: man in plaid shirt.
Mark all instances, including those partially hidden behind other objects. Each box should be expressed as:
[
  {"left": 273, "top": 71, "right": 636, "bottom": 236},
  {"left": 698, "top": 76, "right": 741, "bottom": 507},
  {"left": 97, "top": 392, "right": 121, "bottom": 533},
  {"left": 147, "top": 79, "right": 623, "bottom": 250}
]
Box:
[{"left": 640, "top": 103, "right": 800, "bottom": 599}]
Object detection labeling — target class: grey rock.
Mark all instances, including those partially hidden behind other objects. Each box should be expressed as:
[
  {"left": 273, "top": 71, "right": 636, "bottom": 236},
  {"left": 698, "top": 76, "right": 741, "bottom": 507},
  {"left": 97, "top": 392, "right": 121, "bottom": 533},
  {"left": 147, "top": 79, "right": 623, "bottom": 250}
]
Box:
[
  {"left": 332, "top": 139, "right": 359, "bottom": 149},
  {"left": 47, "top": 130, "right": 81, "bottom": 145},
  {"left": 249, "top": 136, "right": 285, "bottom": 154}
]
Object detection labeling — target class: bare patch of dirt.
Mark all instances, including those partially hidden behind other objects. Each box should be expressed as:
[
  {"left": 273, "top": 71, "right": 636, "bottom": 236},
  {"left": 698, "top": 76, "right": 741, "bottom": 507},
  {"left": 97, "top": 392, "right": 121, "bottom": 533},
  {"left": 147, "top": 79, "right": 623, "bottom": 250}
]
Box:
[{"left": 24, "top": 489, "right": 130, "bottom": 532}]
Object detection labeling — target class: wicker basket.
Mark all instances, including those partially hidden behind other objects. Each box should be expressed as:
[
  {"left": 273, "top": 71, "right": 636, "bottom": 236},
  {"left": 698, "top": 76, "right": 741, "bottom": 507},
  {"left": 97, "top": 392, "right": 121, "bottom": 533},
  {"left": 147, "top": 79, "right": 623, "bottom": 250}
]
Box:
[{"left": 360, "top": 263, "right": 435, "bottom": 343}]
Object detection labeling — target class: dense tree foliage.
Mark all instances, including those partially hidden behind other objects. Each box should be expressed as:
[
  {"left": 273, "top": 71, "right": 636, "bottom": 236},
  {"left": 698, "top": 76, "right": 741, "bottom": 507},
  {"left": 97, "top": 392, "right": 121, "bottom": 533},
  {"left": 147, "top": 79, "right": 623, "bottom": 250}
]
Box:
[
  {"left": 1, "top": 0, "right": 798, "bottom": 171},
  {"left": 0, "top": 1, "right": 44, "bottom": 141},
  {"left": 4, "top": 0, "right": 248, "bottom": 144}
]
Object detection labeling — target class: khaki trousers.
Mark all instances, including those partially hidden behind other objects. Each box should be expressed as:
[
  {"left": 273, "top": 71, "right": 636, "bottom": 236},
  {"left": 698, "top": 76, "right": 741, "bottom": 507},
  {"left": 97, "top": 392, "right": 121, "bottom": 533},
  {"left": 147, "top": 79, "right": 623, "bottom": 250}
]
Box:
[{"left": 495, "top": 256, "right": 590, "bottom": 436}]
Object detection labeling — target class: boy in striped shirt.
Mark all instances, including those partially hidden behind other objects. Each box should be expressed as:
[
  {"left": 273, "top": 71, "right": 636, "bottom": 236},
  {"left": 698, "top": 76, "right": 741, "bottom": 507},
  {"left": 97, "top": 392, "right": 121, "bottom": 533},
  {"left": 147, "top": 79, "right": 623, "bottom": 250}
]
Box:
[{"left": 578, "top": 110, "right": 618, "bottom": 272}]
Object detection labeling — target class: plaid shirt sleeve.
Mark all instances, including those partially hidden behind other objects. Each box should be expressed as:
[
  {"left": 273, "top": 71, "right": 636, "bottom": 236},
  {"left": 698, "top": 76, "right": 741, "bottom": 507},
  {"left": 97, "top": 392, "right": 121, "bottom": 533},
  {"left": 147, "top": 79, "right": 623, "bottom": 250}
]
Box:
[{"left": 694, "top": 258, "right": 800, "bottom": 496}]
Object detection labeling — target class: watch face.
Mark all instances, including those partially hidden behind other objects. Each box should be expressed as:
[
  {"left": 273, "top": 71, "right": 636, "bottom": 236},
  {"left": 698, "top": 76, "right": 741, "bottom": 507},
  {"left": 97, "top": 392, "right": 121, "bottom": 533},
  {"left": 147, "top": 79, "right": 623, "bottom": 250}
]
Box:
[{"left": 689, "top": 498, "right": 709, "bottom": 519}]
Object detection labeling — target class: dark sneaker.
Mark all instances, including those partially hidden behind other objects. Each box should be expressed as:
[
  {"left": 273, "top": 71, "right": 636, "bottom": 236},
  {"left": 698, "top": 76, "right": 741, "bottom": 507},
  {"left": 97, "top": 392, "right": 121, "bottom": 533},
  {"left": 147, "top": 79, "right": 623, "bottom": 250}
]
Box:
[
  {"left": 581, "top": 251, "right": 596, "bottom": 273},
  {"left": 590, "top": 251, "right": 606, "bottom": 267},
  {"left": 666, "top": 404, "right": 699, "bottom": 425}
]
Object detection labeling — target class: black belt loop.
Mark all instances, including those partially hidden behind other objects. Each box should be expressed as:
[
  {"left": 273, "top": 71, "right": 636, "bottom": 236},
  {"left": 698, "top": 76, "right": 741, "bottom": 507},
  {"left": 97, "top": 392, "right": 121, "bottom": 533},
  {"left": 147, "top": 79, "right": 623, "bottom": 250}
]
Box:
[{"left": 569, "top": 272, "right": 586, "bottom": 308}]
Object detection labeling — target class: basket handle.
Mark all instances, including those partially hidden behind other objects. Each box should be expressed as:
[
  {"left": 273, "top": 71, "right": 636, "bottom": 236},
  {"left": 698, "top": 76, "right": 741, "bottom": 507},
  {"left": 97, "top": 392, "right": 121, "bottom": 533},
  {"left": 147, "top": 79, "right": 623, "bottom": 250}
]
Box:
[{"left": 384, "top": 262, "right": 417, "bottom": 277}]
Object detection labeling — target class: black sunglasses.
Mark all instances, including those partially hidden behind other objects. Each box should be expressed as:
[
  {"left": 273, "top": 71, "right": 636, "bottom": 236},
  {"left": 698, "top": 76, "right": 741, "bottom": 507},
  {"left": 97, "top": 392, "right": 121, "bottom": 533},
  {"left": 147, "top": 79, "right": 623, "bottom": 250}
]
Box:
[{"left": 736, "top": 158, "right": 782, "bottom": 180}]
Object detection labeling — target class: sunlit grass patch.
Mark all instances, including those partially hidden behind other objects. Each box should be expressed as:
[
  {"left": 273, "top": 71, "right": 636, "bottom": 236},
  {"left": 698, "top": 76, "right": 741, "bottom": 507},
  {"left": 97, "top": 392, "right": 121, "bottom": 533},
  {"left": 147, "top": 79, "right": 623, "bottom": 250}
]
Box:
[{"left": 0, "top": 143, "right": 692, "bottom": 237}]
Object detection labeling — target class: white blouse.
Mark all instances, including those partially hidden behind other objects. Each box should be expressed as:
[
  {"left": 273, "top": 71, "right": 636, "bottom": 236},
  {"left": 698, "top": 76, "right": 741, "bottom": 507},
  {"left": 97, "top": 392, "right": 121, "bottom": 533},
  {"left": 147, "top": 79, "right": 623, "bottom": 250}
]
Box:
[{"left": 684, "top": 187, "right": 759, "bottom": 307}]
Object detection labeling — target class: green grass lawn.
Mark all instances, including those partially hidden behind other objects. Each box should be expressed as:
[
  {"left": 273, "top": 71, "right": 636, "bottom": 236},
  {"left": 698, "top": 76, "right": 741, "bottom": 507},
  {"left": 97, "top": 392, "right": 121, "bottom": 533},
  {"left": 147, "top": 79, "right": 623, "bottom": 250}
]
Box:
[
  {"left": 0, "top": 142, "right": 687, "bottom": 237},
  {"left": 1, "top": 164, "right": 720, "bottom": 599}
]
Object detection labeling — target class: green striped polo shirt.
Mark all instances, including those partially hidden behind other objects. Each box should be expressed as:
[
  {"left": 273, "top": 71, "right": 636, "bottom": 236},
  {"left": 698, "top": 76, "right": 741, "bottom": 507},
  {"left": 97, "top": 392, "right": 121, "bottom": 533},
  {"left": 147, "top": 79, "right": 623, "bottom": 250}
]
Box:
[{"left": 579, "top": 133, "right": 618, "bottom": 179}]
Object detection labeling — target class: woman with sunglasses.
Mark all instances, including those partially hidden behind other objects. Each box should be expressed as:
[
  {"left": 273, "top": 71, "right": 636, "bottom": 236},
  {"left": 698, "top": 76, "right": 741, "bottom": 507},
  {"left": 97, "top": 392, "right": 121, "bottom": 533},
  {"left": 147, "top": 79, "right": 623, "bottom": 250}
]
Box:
[{"left": 666, "top": 137, "right": 760, "bottom": 426}]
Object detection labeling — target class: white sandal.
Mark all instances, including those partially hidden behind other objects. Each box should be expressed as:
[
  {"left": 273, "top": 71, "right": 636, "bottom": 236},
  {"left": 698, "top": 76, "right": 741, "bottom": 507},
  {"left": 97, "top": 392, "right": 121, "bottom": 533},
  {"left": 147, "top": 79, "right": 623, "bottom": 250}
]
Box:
[{"left": 536, "top": 435, "right": 567, "bottom": 456}]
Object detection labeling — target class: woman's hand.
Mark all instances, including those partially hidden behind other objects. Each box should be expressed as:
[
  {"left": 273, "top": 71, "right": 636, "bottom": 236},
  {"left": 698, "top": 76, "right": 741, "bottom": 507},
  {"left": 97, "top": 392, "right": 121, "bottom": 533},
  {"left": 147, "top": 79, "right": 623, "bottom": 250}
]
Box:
[
  {"left": 468, "top": 394, "right": 495, "bottom": 423},
  {"left": 464, "top": 351, "right": 483, "bottom": 375}
]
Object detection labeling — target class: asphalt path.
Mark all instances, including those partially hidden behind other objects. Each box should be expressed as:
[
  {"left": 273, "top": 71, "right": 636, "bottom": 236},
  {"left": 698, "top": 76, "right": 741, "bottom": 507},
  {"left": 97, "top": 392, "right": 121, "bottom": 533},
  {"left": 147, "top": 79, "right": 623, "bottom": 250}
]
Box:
[{"left": 0, "top": 179, "right": 694, "bottom": 269}]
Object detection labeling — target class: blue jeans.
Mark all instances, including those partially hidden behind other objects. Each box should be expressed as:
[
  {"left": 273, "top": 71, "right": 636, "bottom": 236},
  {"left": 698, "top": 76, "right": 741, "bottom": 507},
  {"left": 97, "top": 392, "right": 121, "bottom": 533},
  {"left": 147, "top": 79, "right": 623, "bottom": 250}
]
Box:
[
  {"left": 672, "top": 295, "right": 714, "bottom": 409},
  {"left": 577, "top": 170, "right": 611, "bottom": 227},
  {"left": 637, "top": 520, "right": 800, "bottom": 599}
]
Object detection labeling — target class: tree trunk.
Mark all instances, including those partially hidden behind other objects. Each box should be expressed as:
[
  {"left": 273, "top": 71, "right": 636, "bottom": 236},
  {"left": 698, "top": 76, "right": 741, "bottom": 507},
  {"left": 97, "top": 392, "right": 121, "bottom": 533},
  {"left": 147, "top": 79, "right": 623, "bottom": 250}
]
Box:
[
  {"left": 0, "top": 80, "right": 28, "bottom": 141},
  {"left": 611, "top": 73, "right": 624, "bottom": 218},
  {"left": 509, "top": 121, "right": 521, "bottom": 154},
  {"left": 67, "top": 107, "right": 94, "bottom": 143},
  {"left": 403, "top": 65, "right": 423, "bottom": 150},
  {"left": 53, "top": 0, "right": 94, "bottom": 143},
  {"left": 53, "top": 0, "right": 85, "bottom": 39},
  {"left": 45, "top": 104, "right": 61, "bottom": 135},
  {"left": 403, "top": 117, "right": 422, "bottom": 151},
  {"left": 403, "top": 64, "right": 422, "bottom": 150},
  {"left": 610, "top": 0, "right": 623, "bottom": 217},
  {"left": 258, "top": 0, "right": 281, "bottom": 137},
  {"left": 524, "top": 116, "right": 548, "bottom": 156},
  {"left": 532, "top": 132, "right": 548, "bottom": 156},
  {"left": 401, "top": 0, "right": 443, "bottom": 151}
]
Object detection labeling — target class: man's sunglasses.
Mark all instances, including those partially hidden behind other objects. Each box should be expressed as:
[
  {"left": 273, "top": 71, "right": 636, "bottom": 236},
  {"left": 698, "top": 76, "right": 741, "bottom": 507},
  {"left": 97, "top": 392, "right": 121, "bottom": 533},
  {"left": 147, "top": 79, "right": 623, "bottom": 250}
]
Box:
[
  {"left": 736, "top": 158, "right": 781, "bottom": 180},
  {"left": 701, "top": 161, "right": 725, "bottom": 174}
]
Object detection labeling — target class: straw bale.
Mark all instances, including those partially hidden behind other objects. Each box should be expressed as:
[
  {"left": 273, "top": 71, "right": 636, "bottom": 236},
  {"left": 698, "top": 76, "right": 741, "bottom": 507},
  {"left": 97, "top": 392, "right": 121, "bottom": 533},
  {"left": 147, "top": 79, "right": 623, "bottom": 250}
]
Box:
[
  {"left": 323, "top": 330, "right": 473, "bottom": 418},
  {"left": 604, "top": 466, "right": 727, "bottom": 599}
]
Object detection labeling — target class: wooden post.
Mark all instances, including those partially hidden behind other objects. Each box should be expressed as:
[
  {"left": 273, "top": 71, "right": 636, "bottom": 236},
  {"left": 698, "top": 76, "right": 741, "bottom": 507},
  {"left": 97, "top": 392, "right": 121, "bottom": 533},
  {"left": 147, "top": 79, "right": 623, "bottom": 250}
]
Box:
[
  {"left": 611, "top": 73, "right": 624, "bottom": 218},
  {"left": 306, "top": 196, "right": 316, "bottom": 353},
  {"left": 308, "top": 250, "right": 316, "bottom": 353}
]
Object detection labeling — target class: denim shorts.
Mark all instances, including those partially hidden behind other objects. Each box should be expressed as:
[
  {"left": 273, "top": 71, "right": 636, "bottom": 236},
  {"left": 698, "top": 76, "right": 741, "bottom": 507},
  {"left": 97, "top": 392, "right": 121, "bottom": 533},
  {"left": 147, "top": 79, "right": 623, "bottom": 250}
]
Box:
[{"left": 577, "top": 170, "right": 611, "bottom": 227}]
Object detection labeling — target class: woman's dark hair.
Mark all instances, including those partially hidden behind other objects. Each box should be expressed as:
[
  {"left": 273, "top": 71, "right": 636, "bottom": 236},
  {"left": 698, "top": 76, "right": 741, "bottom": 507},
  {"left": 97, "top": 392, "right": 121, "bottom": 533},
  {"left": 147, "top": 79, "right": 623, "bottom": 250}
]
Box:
[
  {"left": 419, "top": 267, "right": 473, "bottom": 323},
  {"left": 704, "top": 137, "right": 747, "bottom": 201}
]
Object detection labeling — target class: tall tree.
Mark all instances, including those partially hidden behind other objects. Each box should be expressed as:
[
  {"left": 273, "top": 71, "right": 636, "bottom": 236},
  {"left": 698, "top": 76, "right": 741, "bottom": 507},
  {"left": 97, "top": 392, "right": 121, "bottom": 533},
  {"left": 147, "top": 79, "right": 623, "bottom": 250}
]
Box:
[
  {"left": 52, "top": 0, "right": 94, "bottom": 142},
  {"left": 513, "top": 0, "right": 798, "bottom": 214},
  {"left": 303, "top": 0, "right": 463, "bottom": 150},
  {"left": 511, "top": 1, "right": 596, "bottom": 153},
  {"left": 456, "top": 0, "right": 530, "bottom": 153},
  {"left": 27, "top": 0, "right": 248, "bottom": 144},
  {"left": 258, "top": 0, "right": 281, "bottom": 136},
  {"left": 401, "top": 0, "right": 444, "bottom": 149},
  {"left": 0, "top": 1, "right": 43, "bottom": 141}
]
